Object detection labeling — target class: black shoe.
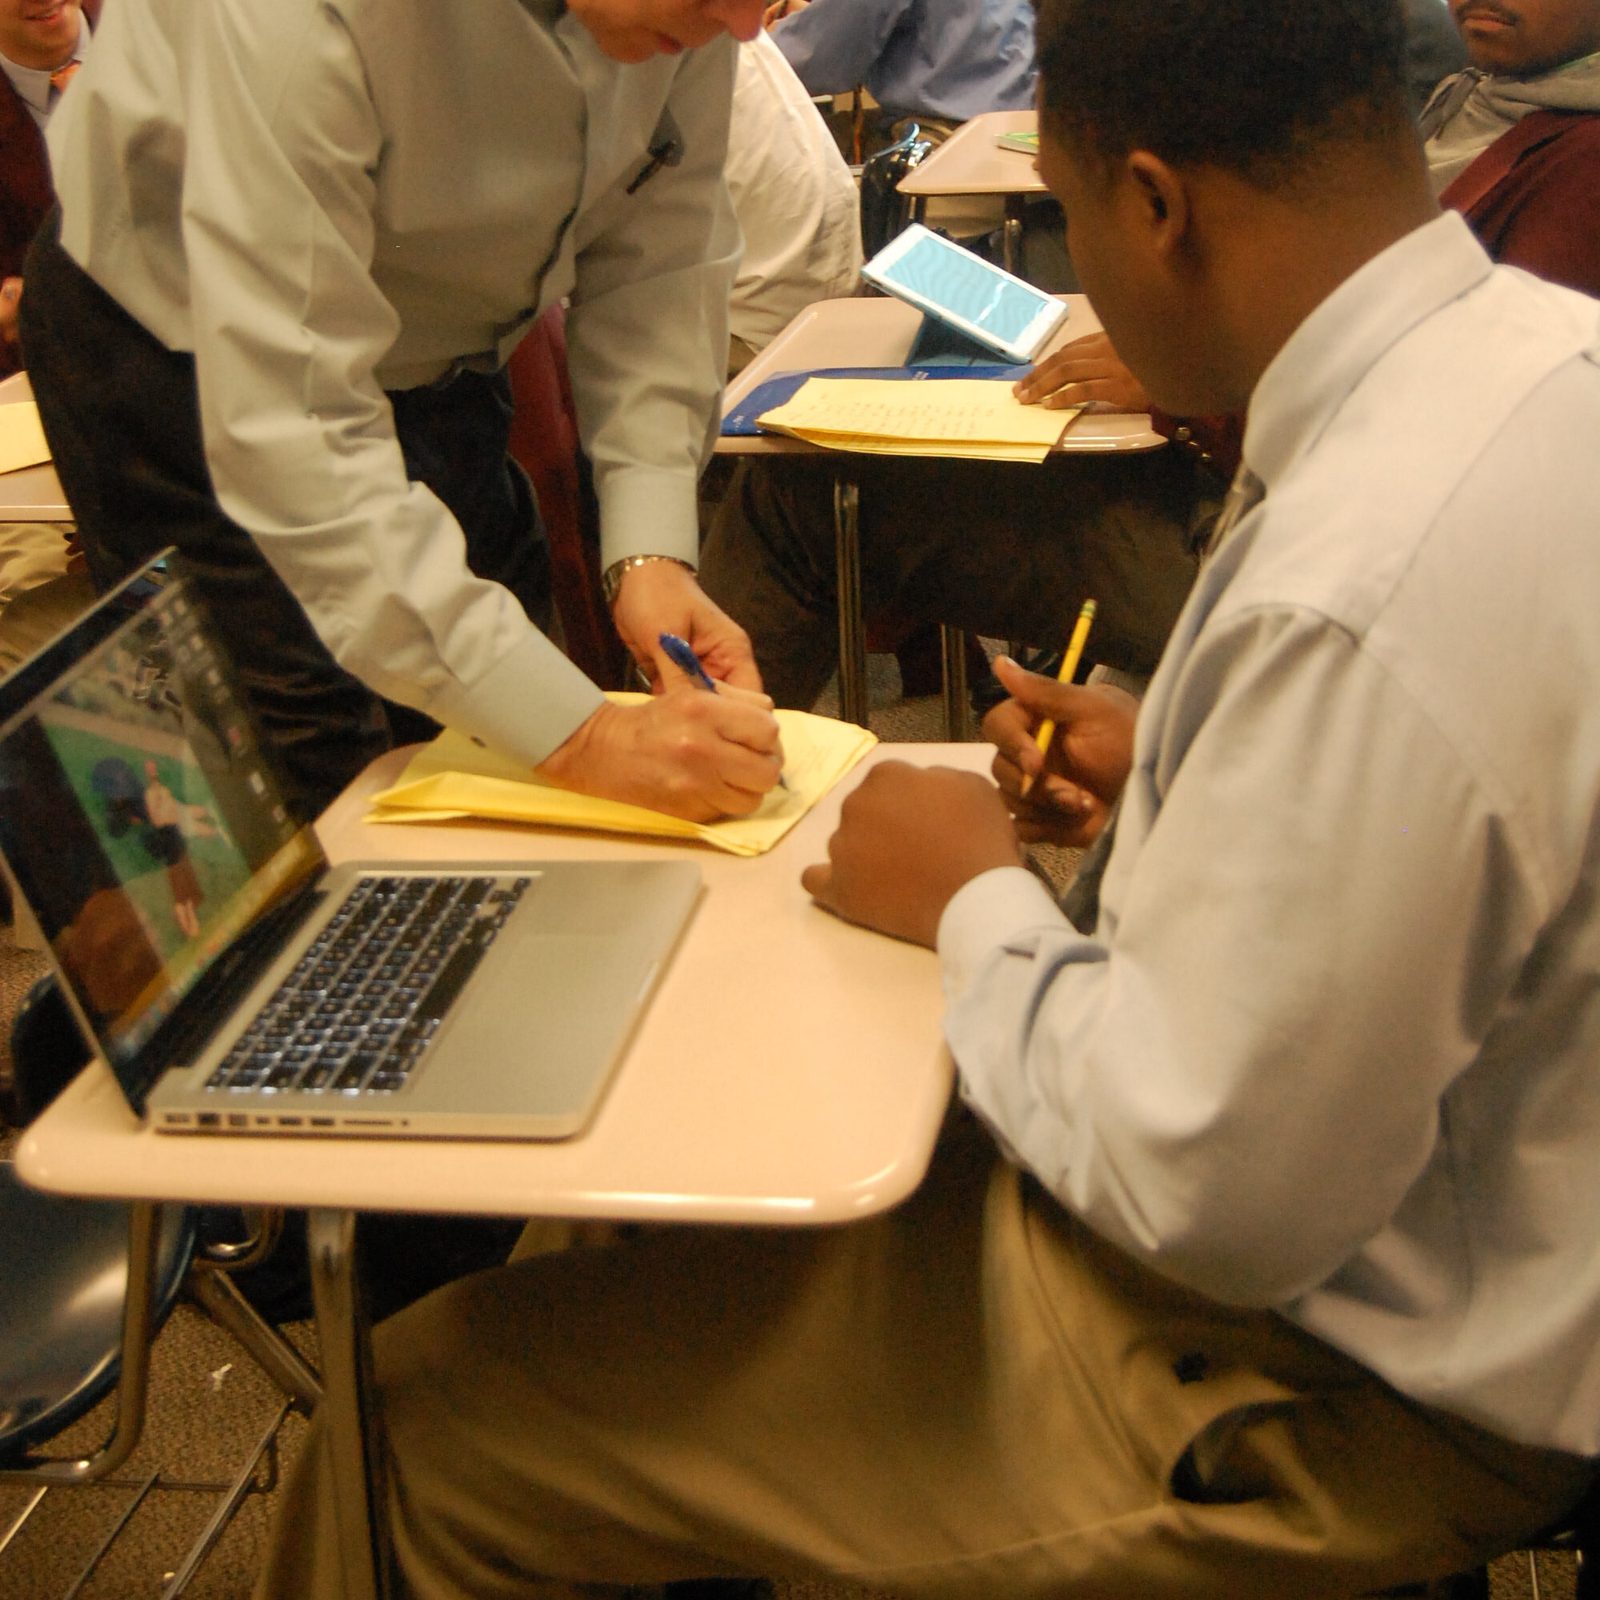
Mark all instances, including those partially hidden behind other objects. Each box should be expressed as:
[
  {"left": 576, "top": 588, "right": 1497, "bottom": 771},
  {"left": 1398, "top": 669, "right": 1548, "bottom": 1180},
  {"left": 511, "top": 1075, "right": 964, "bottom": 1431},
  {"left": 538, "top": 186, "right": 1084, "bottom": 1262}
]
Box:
[{"left": 970, "top": 643, "right": 1063, "bottom": 720}]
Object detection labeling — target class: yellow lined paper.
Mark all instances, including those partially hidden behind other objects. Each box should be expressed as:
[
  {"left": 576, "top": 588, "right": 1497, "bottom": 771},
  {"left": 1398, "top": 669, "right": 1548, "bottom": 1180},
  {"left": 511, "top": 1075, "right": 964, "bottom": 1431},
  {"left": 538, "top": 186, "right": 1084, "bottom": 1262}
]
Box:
[{"left": 758, "top": 376, "right": 1078, "bottom": 464}]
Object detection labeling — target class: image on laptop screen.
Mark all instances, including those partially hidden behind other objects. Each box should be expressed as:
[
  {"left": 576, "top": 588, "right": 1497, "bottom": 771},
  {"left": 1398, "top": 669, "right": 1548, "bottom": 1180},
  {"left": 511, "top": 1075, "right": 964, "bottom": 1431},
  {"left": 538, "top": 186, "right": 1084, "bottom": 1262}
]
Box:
[{"left": 0, "top": 578, "right": 322, "bottom": 1074}]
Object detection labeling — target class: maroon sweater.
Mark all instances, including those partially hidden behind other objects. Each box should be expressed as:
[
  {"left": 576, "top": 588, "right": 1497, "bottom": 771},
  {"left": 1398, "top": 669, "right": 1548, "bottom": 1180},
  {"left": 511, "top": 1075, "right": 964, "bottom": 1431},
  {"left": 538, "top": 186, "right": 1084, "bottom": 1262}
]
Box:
[{"left": 1156, "top": 107, "right": 1600, "bottom": 490}]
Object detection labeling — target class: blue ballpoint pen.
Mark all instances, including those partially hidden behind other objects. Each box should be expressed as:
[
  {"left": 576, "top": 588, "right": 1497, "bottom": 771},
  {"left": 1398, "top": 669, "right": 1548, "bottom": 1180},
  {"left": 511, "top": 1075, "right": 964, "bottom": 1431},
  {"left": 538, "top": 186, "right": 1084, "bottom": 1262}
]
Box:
[
  {"left": 658, "top": 632, "right": 788, "bottom": 790},
  {"left": 658, "top": 631, "right": 719, "bottom": 692}
]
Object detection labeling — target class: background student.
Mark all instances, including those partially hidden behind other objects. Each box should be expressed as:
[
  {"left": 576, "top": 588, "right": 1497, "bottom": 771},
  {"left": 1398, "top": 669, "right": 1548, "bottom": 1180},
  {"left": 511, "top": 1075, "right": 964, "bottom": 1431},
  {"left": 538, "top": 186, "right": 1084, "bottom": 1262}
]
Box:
[{"left": 0, "top": 0, "right": 95, "bottom": 675}]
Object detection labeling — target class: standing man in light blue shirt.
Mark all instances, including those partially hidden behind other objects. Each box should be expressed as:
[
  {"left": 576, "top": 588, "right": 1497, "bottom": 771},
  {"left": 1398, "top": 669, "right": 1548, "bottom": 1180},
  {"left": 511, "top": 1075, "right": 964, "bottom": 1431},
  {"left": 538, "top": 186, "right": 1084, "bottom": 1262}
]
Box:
[{"left": 21, "top": 0, "right": 785, "bottom": 823}]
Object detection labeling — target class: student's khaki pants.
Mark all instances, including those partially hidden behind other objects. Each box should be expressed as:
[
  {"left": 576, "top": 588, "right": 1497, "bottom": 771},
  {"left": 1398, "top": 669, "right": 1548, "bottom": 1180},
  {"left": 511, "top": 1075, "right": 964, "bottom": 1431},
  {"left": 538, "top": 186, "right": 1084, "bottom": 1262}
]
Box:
[{"left": 254, "top": 1109, "right": 1590, "bottom": 1599}]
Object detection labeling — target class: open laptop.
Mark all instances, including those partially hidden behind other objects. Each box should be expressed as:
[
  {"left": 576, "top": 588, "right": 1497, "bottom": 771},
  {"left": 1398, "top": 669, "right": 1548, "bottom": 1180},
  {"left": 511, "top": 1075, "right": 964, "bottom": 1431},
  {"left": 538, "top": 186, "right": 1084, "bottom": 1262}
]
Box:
[{"left": 0, "top": 556, "right": 701, "bottom": 1140}]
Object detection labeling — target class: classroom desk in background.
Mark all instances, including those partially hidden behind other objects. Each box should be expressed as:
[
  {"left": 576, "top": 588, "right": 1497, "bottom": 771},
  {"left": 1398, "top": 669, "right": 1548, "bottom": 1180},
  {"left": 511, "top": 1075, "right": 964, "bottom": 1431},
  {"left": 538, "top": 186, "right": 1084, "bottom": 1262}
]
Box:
[
  {"left": 0, "top": 373, "right": 71, "bottom": 524},
  {"left": 716, "top": 292, "right": 1164, "bottom": 733},
  {"left": 17, "top": 739, "right": 976, "bottom": 1600},
  {"left": 896, "top": 110, "right": 1047, "bottom": 274}
]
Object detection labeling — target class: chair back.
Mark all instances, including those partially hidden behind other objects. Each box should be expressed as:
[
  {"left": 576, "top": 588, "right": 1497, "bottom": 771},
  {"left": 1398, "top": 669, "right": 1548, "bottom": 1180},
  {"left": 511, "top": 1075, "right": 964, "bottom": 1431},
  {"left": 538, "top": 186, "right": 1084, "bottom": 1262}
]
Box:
[
  {"left": 7, "top": 975, "right": 89, "bottom": 1128},
  {"left": 858, "top": 124, "right": 931, "bottom": 261},
  {"left": 0, "top": 1162, "right": 195, "bottom": 1462}
]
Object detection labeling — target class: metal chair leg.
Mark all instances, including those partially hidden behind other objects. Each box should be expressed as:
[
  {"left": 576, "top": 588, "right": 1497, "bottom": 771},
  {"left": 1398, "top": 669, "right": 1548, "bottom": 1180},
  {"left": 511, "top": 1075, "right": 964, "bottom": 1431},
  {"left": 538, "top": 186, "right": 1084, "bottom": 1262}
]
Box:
[
  {"left": 158, "top": 1400, "right": 292, "bottom": 1599},
  {"left": 939, "top": 625, "right": 971, "bottom": 740},
  {"left": 832, "top": 478, "right": 868, "bottom": 726}
]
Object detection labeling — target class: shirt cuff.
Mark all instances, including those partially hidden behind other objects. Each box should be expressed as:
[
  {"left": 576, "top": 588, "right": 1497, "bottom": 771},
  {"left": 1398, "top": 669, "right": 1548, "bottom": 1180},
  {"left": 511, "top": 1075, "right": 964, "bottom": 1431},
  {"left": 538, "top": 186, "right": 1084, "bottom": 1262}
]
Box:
[
  {"left": 425, "top": 627, "right": 607, "bottom": 771},
  {"left": 937, "top": 866, "right": 1067, "bottom": 999},
  {"left": 597, "top": 466, "right": 701, "bottom": 572}
]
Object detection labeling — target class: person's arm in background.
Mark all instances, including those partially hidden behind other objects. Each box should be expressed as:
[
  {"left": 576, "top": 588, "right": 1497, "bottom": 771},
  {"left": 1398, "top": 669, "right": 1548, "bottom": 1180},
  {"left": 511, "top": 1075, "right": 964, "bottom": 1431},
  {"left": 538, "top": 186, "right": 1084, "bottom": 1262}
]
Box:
[
  {"left": 765, "top": 0, "right": 907, "bottom": 98},
  {"left": 1014, "top": 332, "right": 1244, "bottom": 483}
]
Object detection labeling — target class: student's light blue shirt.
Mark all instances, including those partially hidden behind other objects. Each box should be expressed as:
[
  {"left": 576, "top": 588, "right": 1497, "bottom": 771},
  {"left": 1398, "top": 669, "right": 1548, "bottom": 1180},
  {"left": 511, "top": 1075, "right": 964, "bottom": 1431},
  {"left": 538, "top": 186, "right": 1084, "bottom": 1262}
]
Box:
[
  {"left": 941, "top": 214, "right": 1600, "bottom": 1455},
  {"left": 771, "top": 0, "right": 1035, "bottom": 123}
]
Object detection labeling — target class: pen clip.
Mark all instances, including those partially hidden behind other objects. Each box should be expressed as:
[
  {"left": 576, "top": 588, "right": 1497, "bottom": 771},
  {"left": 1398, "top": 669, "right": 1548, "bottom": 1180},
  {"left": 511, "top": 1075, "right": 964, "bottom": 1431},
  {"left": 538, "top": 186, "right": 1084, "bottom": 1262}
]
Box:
[{"left": 627, "top": 137, "right": 683, "bottom": 196}]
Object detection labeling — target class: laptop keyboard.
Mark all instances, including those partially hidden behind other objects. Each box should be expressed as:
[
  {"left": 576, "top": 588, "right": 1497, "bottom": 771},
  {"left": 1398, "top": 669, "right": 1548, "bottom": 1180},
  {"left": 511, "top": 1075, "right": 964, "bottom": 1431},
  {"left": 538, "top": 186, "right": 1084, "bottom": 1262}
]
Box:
[{"left": 205, "top": 874, "right": 531, "bottom": 1097}]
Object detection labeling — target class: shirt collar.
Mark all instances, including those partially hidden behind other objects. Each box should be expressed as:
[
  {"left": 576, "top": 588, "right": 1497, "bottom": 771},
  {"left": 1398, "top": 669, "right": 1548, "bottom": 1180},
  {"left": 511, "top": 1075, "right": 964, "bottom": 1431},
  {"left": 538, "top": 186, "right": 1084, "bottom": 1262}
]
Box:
[
  {"left": 0, "top": 11, "right": 90, "bottom": 119},
  {"left": 1241, "top": 212, "right": 1493, "bottom": 492}
]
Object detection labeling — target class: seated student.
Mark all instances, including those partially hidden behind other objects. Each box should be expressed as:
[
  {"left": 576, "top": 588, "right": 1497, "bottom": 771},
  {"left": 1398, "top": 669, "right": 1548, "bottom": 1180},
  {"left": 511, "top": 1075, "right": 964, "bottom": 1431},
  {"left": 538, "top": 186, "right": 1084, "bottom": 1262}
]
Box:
[
  {"left": 766, "top": 0, "right": 1036, "bottom": 147},
  {"left": 254, "top": 4, "right": 1600, "bottom": 1596},
  {"left": 1419, "top": 0, "right": 1600, "bottom": 290},
  {"left": 725, "top": 32, "right": 862, "bottom": 378},
  {"left": 701, "top": 0, "right": 1574, "bottom": 713},
  {"left": 0, "top": 0, "right": 96, "bottom": 676}
]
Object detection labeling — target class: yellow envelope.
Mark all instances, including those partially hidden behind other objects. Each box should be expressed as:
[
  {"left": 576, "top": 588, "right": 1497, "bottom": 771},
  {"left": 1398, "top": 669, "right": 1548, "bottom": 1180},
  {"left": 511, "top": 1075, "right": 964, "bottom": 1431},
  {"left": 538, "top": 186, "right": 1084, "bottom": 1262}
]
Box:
[
  {"left": 365, "top": 697, "right": 878, "bottom": 857},
  {"left": 0, "top": 401, "right": 51, "bottom": 475}
]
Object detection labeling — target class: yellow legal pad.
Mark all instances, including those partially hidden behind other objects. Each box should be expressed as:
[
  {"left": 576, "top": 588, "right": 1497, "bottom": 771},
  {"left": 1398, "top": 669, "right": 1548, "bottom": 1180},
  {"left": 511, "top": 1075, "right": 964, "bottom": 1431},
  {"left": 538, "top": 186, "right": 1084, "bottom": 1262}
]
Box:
[
  {"left": 365, "top": 697, "right": 878, "bottom": 857},
  {"left": 757, "top": 376, "right": 1079, "bottom": 464},
  {"left": 0, "top": 401, "right": 51, "bottom": 475}
]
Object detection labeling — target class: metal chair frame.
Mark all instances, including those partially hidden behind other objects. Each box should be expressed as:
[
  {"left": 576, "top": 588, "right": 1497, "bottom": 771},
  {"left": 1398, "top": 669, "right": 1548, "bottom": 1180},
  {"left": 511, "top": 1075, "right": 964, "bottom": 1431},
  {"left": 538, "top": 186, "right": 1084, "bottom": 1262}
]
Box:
[{"left": 0, "top": 975, "right": 323, "bottom": 1598}]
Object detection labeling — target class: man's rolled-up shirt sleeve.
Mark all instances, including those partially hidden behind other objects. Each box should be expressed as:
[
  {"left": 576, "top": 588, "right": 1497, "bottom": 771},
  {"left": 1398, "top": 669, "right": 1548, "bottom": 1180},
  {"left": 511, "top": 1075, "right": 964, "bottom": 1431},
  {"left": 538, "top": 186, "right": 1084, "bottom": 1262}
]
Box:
[
  {"left": 941, "top": 606, "right": 1540, "bottom": 1308},
  {"left": 180, "top": 7, "right": 603, "bottom": 771}
]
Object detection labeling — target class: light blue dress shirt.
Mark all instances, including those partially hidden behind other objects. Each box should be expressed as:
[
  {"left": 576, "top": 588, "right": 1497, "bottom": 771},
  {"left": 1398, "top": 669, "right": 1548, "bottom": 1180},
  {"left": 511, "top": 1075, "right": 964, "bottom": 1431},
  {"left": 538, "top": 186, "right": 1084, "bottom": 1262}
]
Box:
[
  {"left": 771, "top": 0, "right": 1035, "bottom": 124},
  {"left": 941, "top": 214, "right": 1600, "bottom": 1455}
]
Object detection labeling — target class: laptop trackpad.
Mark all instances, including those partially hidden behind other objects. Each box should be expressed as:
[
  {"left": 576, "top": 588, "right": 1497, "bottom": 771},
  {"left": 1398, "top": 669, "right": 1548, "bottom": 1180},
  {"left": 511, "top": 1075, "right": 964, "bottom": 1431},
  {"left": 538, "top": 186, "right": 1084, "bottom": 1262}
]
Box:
[{"left": 399, "top": 925, "right": 668, "bottom": 1135}]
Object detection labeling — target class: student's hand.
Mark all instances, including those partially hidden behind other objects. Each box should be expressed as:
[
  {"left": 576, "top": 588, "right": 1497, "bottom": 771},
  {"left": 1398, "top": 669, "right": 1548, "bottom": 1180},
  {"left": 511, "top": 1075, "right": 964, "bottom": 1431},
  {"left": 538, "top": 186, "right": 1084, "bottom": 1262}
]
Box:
[
  {"left": 1013, "top": 331, "right": 1151, "bottom": 414},
  {"left": 983, "top": 654, "right": 1135, "bottom": 846},
  {"left": 610, "top": 557, "right": 765, "bottom": 694},
  {"left": 536, "top": 680, "right": 784, "bottom": 821},
  {"left": 802, "top": 761, "right": 1023, "bottom": 948},
  {"left": 763, "top": 0, "right": 806, "bottom": 27},
  {"left": 0, "top": 278, "right": 22, "bottom": 351}
]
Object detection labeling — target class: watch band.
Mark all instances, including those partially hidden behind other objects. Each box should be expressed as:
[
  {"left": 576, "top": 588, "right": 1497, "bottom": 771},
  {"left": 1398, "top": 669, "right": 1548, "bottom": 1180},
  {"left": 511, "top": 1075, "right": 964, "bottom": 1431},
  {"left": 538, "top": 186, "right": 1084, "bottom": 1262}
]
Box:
[{"left": 600, "top": 554, "right": 696, "bottom": 607}]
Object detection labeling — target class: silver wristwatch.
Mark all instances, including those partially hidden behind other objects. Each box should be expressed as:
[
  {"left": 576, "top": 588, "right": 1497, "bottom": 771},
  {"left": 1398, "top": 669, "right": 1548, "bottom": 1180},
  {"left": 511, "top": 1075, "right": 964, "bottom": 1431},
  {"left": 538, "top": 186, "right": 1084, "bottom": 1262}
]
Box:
[{"left": 599, "top": 554, "right": 696, "bottom": 608}]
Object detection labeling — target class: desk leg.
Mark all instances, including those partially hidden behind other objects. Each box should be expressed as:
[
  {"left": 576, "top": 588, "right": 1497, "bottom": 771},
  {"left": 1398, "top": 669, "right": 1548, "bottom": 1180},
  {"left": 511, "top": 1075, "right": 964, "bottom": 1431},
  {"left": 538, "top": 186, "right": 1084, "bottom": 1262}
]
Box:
[
  {"left": 307, "top": 1208, "right": 391, "bottom": 1600},
  {"left": 939, "top": 626, "right": 971, "bottom": 741},
  {"left": 832, "top": 477, "right": 869, "bottom": 727},
  {"left": 1002, "top": 198, "right": 1025, "bottom": 276}
]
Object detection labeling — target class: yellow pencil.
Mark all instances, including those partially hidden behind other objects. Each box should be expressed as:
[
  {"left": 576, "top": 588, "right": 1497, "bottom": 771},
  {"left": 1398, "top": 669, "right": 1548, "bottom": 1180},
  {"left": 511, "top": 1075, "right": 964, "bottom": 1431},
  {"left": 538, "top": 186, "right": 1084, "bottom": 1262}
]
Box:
[{"left": 1020, "top": 598, "right": 1096, "bottom": 799}]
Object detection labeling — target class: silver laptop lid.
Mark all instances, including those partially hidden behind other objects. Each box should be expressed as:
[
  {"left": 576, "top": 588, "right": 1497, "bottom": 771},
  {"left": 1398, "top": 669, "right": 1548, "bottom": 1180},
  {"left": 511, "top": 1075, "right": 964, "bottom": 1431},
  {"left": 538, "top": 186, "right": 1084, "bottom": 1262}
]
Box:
[{"left": 0, "top": 555, "right": 325, "bottom": 1112}]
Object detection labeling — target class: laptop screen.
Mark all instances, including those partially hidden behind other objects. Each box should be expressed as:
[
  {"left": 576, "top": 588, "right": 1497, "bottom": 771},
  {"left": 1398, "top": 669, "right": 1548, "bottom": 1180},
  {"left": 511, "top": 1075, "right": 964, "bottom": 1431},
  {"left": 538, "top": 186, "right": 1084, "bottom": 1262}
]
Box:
[{"left": 0, "top": 562, "right": 323, "bottom": 1097}]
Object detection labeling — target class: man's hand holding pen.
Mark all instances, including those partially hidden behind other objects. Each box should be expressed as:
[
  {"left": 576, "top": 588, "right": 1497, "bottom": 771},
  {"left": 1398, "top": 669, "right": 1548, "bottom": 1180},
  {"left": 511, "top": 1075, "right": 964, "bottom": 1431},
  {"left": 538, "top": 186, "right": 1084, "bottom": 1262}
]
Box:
[{"left": 536, "top": 556, "right": 783, "bottom": 820}]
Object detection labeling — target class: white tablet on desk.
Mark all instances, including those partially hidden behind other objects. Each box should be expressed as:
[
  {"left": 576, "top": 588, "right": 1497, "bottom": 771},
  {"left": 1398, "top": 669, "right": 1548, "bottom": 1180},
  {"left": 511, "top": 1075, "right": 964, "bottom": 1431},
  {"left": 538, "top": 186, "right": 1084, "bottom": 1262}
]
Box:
[{"left": 861, "top": 223, "right": 1068, "bottom": 363}]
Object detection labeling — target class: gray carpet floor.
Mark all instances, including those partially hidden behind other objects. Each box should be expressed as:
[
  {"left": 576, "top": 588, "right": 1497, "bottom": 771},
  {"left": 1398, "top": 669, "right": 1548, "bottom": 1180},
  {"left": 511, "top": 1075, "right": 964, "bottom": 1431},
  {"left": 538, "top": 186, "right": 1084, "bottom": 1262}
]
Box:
[{"left": 0, "top": 654, "right": 1573, "bottom": 1598}]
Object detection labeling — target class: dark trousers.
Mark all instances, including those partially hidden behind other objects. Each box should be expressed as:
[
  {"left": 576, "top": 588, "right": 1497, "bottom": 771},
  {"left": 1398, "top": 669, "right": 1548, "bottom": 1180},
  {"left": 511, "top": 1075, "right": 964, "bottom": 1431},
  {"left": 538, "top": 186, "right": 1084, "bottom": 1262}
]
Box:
[
  {"left": 699, "top": 450, "right": 1210, "bottom": 711},
  {"left": 21, "top": 210, "right": 552, "bottom": 820}
]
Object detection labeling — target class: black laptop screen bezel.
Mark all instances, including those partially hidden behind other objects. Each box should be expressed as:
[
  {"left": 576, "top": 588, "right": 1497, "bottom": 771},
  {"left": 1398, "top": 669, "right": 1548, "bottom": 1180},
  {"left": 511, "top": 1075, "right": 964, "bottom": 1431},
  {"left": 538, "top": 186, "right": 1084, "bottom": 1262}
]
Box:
[{"left": 0, "top": 555, "right": 329, "bottom": 1112}]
